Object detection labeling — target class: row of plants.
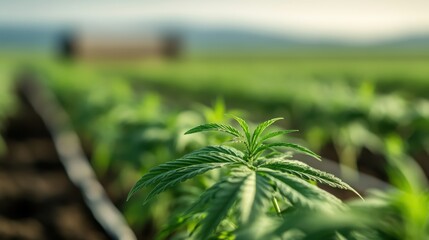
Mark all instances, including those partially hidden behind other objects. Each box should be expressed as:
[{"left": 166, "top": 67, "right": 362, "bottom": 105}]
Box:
[
  {"left": 109, "top": 58, "right": 429, "bottom": 100},
  {"left": 29, "top": 59, "right": 429, "bottom": 239},
  {"left": 123, "top": 58, "right": 429, "bottom": 180},
  {"left": 36, "top": 59, "right": 429, "bottom": 179}
]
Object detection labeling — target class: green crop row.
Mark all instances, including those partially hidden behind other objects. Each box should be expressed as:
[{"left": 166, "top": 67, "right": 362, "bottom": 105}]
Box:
[
  {"left": 101, "top": 58, "right": 429, "bottom": 178},
  {"left": 30, "top": 58, "right": 429, "bottom": 238},
  {"left": 107, "top": 58, "right": 429, "bottom": 100}
]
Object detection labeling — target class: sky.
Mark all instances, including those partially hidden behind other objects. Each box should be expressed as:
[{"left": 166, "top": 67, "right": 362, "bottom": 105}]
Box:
[{"left": 1, "top": 0, "right": 429, "bottom": 43}]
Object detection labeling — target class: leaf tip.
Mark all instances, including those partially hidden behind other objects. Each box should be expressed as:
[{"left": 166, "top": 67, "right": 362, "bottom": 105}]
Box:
[
  {"left": 184, "top": 129, "right": 193, "bottom": 135},
  {"left": 353, "top": 189, "right": 364, "bottom": 200},
  {"left": 126, "top": 191, "right": 134, "bottom": 202}
]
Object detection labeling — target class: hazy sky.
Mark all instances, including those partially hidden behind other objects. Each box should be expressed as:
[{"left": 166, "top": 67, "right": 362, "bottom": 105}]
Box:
[{"left": 1, "top": 0, "right": 429, "bottom": 42}]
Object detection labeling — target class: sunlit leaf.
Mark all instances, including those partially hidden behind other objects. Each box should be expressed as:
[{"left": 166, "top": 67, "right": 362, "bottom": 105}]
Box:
[
  {"left": 260, "top": 160, "right": 361, "bottom": 198},
  {"left": 251, "top": 117, "right": 284, "bottom": 147},
  {"left": 195, "top": 173, "right": 251, "bottom": 239},
  {"left": 230, "top": 115, "right": 251, "bottom": 143},
  {"left": 127, "top": 145, "right": 245, "bottom": 201},
  {"left": 238, "top": 172, "right": 272, "bottom": 224},
  {"left": 260, "top": 169, "right": 342, "bottom": 208},
  {"left": 185, "top": 123, "right": 241, "bottom": 137},
  {"left": 259, "top": 130, "right": 299, "bottom": 143}
]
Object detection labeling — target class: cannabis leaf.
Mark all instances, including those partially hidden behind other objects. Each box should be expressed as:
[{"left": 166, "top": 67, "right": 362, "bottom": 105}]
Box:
[{"left": 128, "top": 116, "right": 361, "bottom": 239}]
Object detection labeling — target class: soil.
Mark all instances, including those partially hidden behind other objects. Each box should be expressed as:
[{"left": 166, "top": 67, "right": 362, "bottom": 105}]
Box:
[{"left": 0, "top": 95, "right": 110, "bottom": 240}]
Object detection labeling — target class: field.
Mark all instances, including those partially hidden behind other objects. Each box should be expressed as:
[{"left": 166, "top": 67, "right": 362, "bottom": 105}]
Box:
[{"left": 1, "top": 53, "right": 429, "bottom": 239}]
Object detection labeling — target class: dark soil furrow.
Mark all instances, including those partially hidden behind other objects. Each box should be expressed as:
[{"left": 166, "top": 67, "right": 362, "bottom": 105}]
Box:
[{"left": 0, "top": 94, "right": 110, "bottom": 240}]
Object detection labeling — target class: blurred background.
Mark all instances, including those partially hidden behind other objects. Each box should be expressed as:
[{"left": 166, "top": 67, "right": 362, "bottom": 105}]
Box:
[{"left": 1, "top": 0, "right": 429, "bottom": 239}]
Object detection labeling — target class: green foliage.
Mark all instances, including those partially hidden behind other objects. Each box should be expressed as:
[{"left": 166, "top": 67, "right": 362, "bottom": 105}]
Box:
[
  {"left": 18, "top": 56, "right": 429, "bottom": 239},
  {"left": 128, "top": 116, "right": 359, "bottom": 239},
  {"left": 35, "top": 58, "right": 429, "bottom": 180},
  {"left": 241, "top": 136, "right": 429, "bottom": 240}
]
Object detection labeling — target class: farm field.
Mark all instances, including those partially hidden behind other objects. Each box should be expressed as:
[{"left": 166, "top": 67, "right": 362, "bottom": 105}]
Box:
[{"left": 1, "top": 53, "right": 429, "bottom": 239}]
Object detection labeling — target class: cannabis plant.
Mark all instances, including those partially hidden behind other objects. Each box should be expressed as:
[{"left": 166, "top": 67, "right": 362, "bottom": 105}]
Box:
[{"left": 128, "top": 116, "right": 360, "bottom": 239}]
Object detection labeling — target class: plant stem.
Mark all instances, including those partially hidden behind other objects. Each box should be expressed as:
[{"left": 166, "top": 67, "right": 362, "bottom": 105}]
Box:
[{"left": 272, "top": 196, "right": 281, "bottom": 216}]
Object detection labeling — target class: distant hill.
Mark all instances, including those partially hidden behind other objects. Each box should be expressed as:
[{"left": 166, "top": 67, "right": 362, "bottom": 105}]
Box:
[
  {"left": 0, "top": 26, "right": 61, "bottom": 52},
  {"left": 155, "top": 23, "right": 355, "bottom": 52},
  {"left": 1, "top": 24, "right": 429, "bottom": 55},
  {"left": 375, "top": 34, "right": 429, "bottom": 49},
  {"left": 176, "top": 26, "right": 429, "bottom": 54}
]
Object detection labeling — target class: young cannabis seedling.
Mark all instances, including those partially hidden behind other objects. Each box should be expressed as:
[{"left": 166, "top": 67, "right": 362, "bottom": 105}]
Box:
[{"left": 128, "top": 116, "right": 360, "bottom": 239}]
